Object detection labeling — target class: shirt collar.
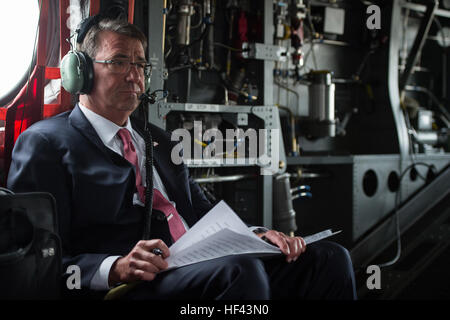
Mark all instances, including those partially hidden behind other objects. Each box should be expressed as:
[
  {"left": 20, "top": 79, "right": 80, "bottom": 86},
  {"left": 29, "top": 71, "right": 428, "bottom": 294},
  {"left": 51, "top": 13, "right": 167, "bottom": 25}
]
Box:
[{"left": 78, "top": 102, "right": 135, "bottom": 146}]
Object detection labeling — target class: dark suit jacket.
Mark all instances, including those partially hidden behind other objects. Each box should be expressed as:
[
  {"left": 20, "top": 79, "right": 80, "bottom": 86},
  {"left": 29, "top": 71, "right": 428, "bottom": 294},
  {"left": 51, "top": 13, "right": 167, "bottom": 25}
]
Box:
[{"left": 7, "top": 104, "right": 213, "bottom": 293}]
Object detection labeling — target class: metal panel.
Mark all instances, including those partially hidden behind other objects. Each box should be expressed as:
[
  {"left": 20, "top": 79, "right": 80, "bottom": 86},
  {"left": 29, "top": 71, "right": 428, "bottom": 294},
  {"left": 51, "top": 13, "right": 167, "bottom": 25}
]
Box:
[
  {"left": 353, "top": 155, "right": 402, "bottom": 241},
  {"left": 290, "top": 153, "right": 450, "bottom": 257},
  {"left": 242, "top": 42, "right": 287, "bottom": 62},
  {"left": 351, "top": 164, "right": 450, "bottom": 269},
  {"left": 152, "top": 102, "right": 286, "bottom": 173},
  {"left": 352, "top": 154, "right": 450, "bottom": 243}
]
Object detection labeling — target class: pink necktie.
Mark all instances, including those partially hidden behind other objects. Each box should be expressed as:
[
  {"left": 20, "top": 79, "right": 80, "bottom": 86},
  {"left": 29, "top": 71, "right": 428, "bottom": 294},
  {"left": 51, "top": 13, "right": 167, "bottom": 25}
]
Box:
[
  {"left": 152, "top": 188, "right": 187, "bottom": 242},
  {"left": 117, "top": 128, "right": 146, "bottom": 203},
  {"left": 117, "top": 128, "right": 186, "bottom": 242}
]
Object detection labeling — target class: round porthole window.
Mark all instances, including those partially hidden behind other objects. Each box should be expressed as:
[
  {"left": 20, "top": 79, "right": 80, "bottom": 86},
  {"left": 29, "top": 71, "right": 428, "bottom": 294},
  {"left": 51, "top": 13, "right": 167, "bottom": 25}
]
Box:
[
  {"left": 362, "top": 169, "right": 378, "bottom": 197},
  {"left": 0, "top": 1, "right": 40, "bottom": 103},
  {"left": 388, "top": 171, "right": 400, "bottom": 192}
]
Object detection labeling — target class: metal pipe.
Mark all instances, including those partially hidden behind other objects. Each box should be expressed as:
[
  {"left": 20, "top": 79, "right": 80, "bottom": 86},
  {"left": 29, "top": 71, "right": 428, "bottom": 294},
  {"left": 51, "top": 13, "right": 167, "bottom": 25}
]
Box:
[
  {"left": 176, "top": 0, "right": 193, "bottom": 46},
  {"left": 332, "top": 78, "right": 358, "bottom": 84},
  {"left": 277, "top": 105, "right": 298, "bottom": 155},
  {"left": 194, "top": 174, "right": 254, "bottom": 184},
  {"left": 205, "top": 0, "right": 214, "bottom": 68},
  {"left": 414, "top": 131, "right": 439, "bottom": 146},
  {"left": 290, "top": 185, "right": 310, "bottom": 194},
  {"left": 291, "top": 192, "right": 312, "bottom": 201},
  {"left": 289, "top": 171, "right": 330, "bottom": 179},
  {"left": 308, "top": 71, "right": 336, "bottom": 137}
]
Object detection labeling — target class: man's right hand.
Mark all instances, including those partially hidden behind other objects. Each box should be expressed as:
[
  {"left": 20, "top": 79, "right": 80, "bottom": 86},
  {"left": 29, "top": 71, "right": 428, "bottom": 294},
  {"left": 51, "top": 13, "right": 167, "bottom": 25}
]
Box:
[{"left": 108, "top": 239, "right": 170, "bottom": 287}]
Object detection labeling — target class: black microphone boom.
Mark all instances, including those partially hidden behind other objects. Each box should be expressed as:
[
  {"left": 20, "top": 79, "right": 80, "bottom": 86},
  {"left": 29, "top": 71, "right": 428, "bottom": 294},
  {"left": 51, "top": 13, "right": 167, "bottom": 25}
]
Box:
[{"left": 139, "top": 91, "right": 157, "bottom": 104}]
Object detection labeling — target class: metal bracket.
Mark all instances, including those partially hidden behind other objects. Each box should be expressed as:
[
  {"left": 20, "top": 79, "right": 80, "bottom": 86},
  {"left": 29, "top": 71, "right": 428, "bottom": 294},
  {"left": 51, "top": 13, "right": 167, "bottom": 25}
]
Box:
[
  {"left": 399, "top": 0, "right": 438, "bottom": 92},
  {"left": 242, "top": 42, "right": 287, "bottom": 62}
]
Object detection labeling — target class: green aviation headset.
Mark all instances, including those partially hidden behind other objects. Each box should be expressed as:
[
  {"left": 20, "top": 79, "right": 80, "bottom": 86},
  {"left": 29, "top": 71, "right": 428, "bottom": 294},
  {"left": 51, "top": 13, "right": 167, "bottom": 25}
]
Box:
[
  {"left": 60, "top": 15, "right": 151, "bottom": 95},
  {"left": 60, "top": 15, "right": 100, "bottom": 94}
]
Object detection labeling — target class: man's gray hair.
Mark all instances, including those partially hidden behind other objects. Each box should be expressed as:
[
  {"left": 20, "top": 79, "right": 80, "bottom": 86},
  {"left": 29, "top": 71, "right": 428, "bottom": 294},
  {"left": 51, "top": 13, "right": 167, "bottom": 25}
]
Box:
[{"left": 78, "top": 18, "right": 147, "bottom": 58}]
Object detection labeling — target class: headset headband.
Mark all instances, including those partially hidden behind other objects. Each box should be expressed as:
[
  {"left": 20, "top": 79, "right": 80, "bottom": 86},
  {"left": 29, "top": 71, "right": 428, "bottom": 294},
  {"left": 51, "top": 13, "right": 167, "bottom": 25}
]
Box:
[{"left": 76, "top": 14, "right": 104, "bottom": 45}]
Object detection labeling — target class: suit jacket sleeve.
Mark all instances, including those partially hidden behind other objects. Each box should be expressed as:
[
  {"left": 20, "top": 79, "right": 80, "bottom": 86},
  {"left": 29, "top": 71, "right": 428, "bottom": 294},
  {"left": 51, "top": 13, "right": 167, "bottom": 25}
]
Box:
[
  {"left": 187, "top": 170, "right": 214, "bottom": 218},
  {"left": 7, "top": 129, "right": 109, "bottom": 290}
]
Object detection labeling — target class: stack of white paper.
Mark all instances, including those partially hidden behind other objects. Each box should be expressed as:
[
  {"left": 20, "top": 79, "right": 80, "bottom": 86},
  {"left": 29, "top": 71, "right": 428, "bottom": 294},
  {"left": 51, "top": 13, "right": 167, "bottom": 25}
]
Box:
[{"left": 165, "top": 200, "right": 341, "bottom": 270}]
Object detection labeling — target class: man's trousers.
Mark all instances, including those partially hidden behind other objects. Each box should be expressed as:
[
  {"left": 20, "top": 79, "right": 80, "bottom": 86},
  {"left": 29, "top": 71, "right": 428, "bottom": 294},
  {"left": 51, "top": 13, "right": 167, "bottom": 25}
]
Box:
[{"left": 122, "top": 241, "right": 357, "bottom": 300}]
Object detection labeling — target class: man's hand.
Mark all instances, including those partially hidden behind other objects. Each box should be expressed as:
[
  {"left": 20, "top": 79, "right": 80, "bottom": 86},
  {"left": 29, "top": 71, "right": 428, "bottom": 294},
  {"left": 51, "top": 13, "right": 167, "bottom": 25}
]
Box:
[
  {"left": 260, "top": 230, "right": 306, "bottom": 263},
  {"left": 109, "top": 239, "right": 170, "bottom": 287}
]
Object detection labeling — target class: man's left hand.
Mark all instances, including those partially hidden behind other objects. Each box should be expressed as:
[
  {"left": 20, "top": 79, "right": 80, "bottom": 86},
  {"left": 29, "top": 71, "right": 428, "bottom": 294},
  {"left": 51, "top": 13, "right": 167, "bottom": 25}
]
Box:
[{"left": 261, "top": 230, "right": 306, "bottom": 263}]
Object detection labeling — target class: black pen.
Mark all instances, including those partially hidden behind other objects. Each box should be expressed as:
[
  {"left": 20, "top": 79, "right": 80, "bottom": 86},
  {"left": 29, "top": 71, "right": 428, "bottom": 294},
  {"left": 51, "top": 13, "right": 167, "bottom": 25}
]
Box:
[{"left": 152, "top": 248, "right": 163, "bottom": 256}]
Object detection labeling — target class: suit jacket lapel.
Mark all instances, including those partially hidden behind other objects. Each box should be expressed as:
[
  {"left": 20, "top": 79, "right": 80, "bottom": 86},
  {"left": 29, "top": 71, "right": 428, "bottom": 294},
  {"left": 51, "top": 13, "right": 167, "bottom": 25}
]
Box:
[
  {"left": 68, "top": 104, "right": 127, "bottom": 165},
  {"left": 69, "top": 109, "right": 196, "bottom": 226}
]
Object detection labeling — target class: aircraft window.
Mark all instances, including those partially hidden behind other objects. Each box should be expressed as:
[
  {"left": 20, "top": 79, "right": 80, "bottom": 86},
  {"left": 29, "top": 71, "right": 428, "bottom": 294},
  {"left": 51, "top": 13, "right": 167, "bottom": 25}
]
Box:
[{"left": 0, "top": 1, "right": 40, "bottom": 102}]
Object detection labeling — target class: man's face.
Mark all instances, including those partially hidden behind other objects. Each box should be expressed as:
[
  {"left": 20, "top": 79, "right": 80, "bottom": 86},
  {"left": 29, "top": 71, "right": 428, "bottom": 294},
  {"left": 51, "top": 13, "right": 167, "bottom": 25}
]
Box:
[{"left": 84, "top": 30, "right": 146, "bottom": 125}]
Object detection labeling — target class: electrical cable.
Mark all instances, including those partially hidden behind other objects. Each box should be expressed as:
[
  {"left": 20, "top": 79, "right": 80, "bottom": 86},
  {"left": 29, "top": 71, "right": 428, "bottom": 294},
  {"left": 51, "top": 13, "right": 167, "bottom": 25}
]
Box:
[
  {"left": 185, "top": 22, "right": 211, "bottom": 50},
  {"left": 138, "top": 92, "right": 155, "bottom": 240},
  {"left": 190, "top": 3, "right": 203, "bottom": 29},
  {"left": 166, "top": 21, "right": 212, "bottom": 70},
  {"left": 377, "top": 162, "right": 435, "bottom": 268},
  {"left": 213, "top": 42, "right": 246, "bottom": 52}
]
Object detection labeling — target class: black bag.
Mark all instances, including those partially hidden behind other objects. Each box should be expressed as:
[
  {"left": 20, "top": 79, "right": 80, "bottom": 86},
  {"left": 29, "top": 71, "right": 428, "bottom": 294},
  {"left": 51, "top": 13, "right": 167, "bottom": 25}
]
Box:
[{"left": 0, "top": 188, "right": 62, "bottom": 299}]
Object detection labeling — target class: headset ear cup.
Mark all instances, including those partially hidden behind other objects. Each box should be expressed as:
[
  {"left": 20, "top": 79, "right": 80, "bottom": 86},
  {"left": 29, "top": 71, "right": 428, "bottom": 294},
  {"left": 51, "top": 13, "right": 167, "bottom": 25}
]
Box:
[
  {"left": 60, "top": 51, "right": 85, "bottom": 94},
  {"left": 78, "top": 52, "right": 94, "bottom": 94}
]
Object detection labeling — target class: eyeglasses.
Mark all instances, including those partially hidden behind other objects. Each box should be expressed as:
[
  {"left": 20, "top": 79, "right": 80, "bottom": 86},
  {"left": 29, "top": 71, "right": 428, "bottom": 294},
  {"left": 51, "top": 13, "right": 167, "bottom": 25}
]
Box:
[{"left": 94, "top": 59, "right": 152, "bottom": 77}]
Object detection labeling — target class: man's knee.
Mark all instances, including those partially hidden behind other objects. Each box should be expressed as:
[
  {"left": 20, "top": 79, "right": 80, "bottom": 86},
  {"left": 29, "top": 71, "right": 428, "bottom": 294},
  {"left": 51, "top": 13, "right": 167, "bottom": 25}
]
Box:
[
  {"left": 308, "top": 241, "right": 352, "bottom": 270},
  {"left": 323, "top": 242, "right": 352, "bottom": 271},
  {"left": 306, "top": 241, "right": 357, "bottom": 299},
  {"left": 222, "top": 255, "right": 270, "bottom": 287},
  {"left": 215, "top": 255, "right": 270, "bottom": 299}
]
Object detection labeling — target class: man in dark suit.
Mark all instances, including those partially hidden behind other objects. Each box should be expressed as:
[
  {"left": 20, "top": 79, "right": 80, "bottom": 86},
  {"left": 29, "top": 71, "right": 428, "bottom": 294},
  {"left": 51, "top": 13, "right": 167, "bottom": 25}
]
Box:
[{"left": 7, "top": 17, "right": 356, "bottom": 300}]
